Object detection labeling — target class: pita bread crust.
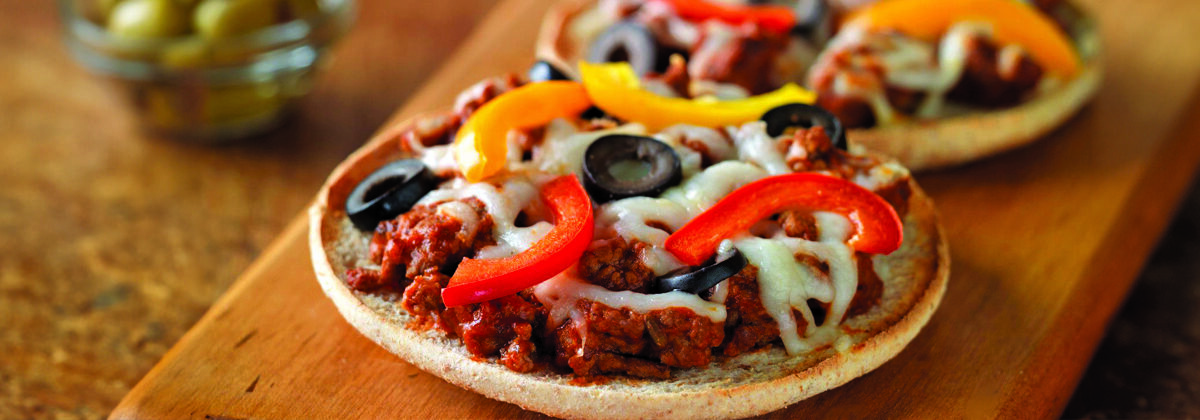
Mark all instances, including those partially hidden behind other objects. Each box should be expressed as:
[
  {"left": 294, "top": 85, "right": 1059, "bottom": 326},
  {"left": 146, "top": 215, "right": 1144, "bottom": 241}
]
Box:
[
  {"left": 535, "top": 0, "right": 1102, "bottom": 172},
  {"left": 308, "top": 113, "right": 949, "bottom": 419}
]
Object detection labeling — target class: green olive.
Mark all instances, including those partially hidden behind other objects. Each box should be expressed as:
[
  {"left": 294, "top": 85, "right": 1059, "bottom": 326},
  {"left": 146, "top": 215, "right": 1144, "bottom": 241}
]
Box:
[
  {"left": 77, "top": 0, "right": 126, "bottom": 25},
  {"left": 161, "top": 38, "right": 252, "bottom": 67},
  {"left": 193, "top": 0, "right": 280, "bottom": 38},
  {"left": 107, "top": 0, "right": 190, "bottom": 39},
  {"left": 159, "top": 38, "right": 213, "bottom": 68},
  {"left": 170, "top": 0, "right": 202, "bottom": 8},
  {"left": 204, "top": 82, "right": 283, "bottom": 123},
  {"left": 143, "top": 82, "right": 284, "bottom": 130}
]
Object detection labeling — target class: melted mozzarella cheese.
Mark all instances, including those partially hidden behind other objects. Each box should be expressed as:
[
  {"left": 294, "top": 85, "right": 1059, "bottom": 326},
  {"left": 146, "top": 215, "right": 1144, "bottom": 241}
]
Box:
[
  {"left": 650, "top": 127, "right": 705, "bottom": 179},
  {"left": 642, "top": 79, "right": 681, "bottom": 98},
  {"left": 733, "top": 211, "right": 858, "bottom": 355},
  {"left": 418, "top": 177, "right": 551, "bottom": 259},
  {"left": 917, "top": 21, "right": 984, "bottom": 117},
  {"left": 997, "top": 44, "right": 1027, "bottom": 79},
  {"left": 707, "top": 240, "right": 737, "bottom": 304},
  {"left": 435, "top": 200, "right": 481, "bottom": 232},
  {"left": 535, "top": 120, "right": 646, "bottom": 177},
  {"left": 816, "top": 21, "right": 1006, "bottom": 124},
  {"left": 533, "top": 270, "right": 727, "bottom": 328},
  {"left": 687, "top": 21, "right": 737, "bottom": 82},
  {"left": 661, "top": 161, "right": 767, "bottom": 215},
  {"left": 735, "top": 237, "right": 816, "bottom": 353},
  {"left": 853, "top": 160, "right": 910, "bottom": 191},
  {"left": 416, "top": 144, "right": 458, "bottom": 175},
  {"left": 656, "top": 124, "right": 736, "bottom": 172},
  {"left": 730, "top": 121, "right": 791, "bottom": 175},
  {"left": 689, "top": 80, "right": 751, "bottom": 100},
  {"left": 599, "top": 197, "right": 688, "bottom": 275}
]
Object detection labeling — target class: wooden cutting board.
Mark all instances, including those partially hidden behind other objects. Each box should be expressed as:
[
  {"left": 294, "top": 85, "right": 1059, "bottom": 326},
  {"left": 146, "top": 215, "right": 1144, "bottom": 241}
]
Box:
[{"left": 110, "top": 0, "right": 1200, "bottom": 418}]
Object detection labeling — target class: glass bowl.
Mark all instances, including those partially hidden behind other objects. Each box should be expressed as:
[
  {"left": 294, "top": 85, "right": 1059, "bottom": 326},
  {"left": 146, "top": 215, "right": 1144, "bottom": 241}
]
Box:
[{"left": 59, "top": 0, "right": 355, "bottom": 142}]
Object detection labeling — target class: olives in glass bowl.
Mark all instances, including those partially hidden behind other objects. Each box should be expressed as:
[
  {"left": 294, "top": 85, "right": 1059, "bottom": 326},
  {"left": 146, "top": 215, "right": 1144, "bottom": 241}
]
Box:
[{"left": 60, "top": 0, "right": 354, "bottom": 142}]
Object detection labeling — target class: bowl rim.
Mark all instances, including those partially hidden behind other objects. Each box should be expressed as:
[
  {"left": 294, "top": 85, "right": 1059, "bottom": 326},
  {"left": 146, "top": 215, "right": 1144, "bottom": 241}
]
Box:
[{"left": 59, "top": 0, "right": 355, "bottom": 80}]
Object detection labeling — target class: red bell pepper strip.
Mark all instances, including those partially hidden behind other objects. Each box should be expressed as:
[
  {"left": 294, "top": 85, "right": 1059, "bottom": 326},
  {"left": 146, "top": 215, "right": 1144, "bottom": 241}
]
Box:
[
  {"left": 663, "top": 173, "right": 902, "bottom": 266},
  {"left": 442, "top": 176, "right": 594, "bottom": 307},
  {"left": 649, "top": 0, "right": 796, "bottom": 35}
]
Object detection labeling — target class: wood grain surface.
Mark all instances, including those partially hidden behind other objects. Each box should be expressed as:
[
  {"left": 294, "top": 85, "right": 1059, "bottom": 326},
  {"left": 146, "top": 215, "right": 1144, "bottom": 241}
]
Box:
[
  {"left": 0, "top": 0, "right": 498, "bottom": 418},
  {"left": 99, "top": 0, "right": 1200, "bottom": 418}
]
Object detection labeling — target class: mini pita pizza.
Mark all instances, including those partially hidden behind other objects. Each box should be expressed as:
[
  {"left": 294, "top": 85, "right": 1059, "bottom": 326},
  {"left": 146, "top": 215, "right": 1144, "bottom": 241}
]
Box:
[
  {"left": 537, "top": 0, "right": 1101, "bottom": 170},
  {"left": 310, "top": 71, "right": 948, "bottom": 419}
]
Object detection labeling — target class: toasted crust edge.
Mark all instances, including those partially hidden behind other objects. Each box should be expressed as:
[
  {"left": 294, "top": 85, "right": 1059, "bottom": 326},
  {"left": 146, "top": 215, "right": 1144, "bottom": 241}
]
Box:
[
  {"left": 536, "top": 0, "right": 594, "bottom": 80},
  {"left": 308, "top": 113, "right": 950, "bottom": 419},
  {"left": 535, "top": 0, "right": 1102, "bottom": 172}
]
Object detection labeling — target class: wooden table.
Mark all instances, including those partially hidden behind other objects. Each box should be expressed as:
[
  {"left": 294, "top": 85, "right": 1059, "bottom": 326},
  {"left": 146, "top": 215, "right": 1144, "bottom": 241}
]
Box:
[
  {"left": 104, "top": 0, "right": 1200, "bottom": 417},
  {"left": 0, "top": 0, "right": 498, "bottom": 417},
  {"left": 3, "top": 0, "right": 1200, "bottom": 418}
]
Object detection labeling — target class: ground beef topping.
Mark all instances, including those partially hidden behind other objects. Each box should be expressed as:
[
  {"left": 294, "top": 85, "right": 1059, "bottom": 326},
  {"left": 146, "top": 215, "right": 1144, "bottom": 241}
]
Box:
[
  {"left": 874, "top": 179, "right": 912, "bottom": 219},
  {"left": 782, "top": 126, "right": 844, "bottom": 174},
  {"left": 443, "top": 291, "right": 547, "bottom": 373},
  {"left": 720, "top": 265, "right": 784, "bottom": 357},
  {"left": 578, "top": 237, "right": 656, "bottom": 293},
  {"left": 847, "top": 253, "right": 884, "bottom": 320},
  {"left": 345, "top": 198, "right": 495, "bottom": 329},
  {"left": 550, "top": 300, "right": 724, "bottom": 378},
  {"left": 779, "top": 210, "right": 819, "bottom": 241},
  {"left": 402, "top": 272, "right": 451, "bottom": 330},
  {"left": 373, "top": 197, "right": 493, "bottom": 281},
  {"left": 948, "top": 34, "right": 1044, "bottom": 107},
  {"left": 690, "top": 26, "right": 789, "bottom": 95},
  {"left": 808, "top": 26, "right": 1046, "bottom": 128},
  {"left": 644, "top": 307, "right": 724, "bottom": 368},
  {"left": 651, "top": 54, "right": 691, "bottom": 98}
]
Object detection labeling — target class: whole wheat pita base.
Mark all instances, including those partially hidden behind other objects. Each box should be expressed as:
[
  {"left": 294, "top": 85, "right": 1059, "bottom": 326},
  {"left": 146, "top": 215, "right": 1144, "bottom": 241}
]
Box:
[
  {"left": 308, "top": 112, "right": 949, "bottom": 419},
  {"left": 535, "top": 0, "right": 1102, "bottom": 172}
]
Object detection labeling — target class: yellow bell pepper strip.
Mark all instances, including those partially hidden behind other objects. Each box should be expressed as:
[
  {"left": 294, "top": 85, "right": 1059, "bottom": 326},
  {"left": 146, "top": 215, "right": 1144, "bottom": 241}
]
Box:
[
  {"left": 844, "top": 0, "right": 1079, "bottom": 76},
  {"left": 453, "top": 81, "right": 592, "bottom": 182},
  {"left": 442, "top": 176, "right": 594, "bottom": 307},
  {"left": 664, "top": 173, "right": 902, "bottom": 266},
  {"left": 578, "top": 61, "right": 817, "bottom": 131},
  {"left": 649, "top": 0, "right": 796, "bottom": 35}
]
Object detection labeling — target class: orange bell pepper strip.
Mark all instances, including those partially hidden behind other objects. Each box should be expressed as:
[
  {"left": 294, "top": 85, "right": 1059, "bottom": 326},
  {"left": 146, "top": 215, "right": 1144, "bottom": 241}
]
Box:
[
  {"left": 442, "top": 176, "right": 594, "bottom": 307},
  {"left": 453, "top": 81, "right": 592, "bottom": 182},
  {"left": 663, "top": 173, "right": 902, "bottom": 266},
  {"left": 844, "top": 0, "right": 1079, "bottom": 76},
  {"left": 579, "top": 61, "right": 816, "bottom": 132},
  {"left": 649, "top": 0, "right": 796, "bottom": 35}
]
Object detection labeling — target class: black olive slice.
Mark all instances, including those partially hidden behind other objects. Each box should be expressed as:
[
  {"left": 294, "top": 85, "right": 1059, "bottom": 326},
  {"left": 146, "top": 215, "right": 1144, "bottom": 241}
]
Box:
[
  {"left": 345, "top": 159, "right": 439, "bottom": 232},
  {"left": 580, "top": 106, "right": 608, "bottom": 120},
  {"left": 583, "top": 134, "right": 682, "bottom": 203},
  {"left": 528, "top": 60, "right": 571, "bottom": 82},
  {"left": 760, "top": 102, "right": 846, "bottom": 151},
  {"left": 587, "top": 21, "right": 666, "bottom": 76},
  {"left": 654, "top": 250, "right": 748, "bottom": 294}
]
